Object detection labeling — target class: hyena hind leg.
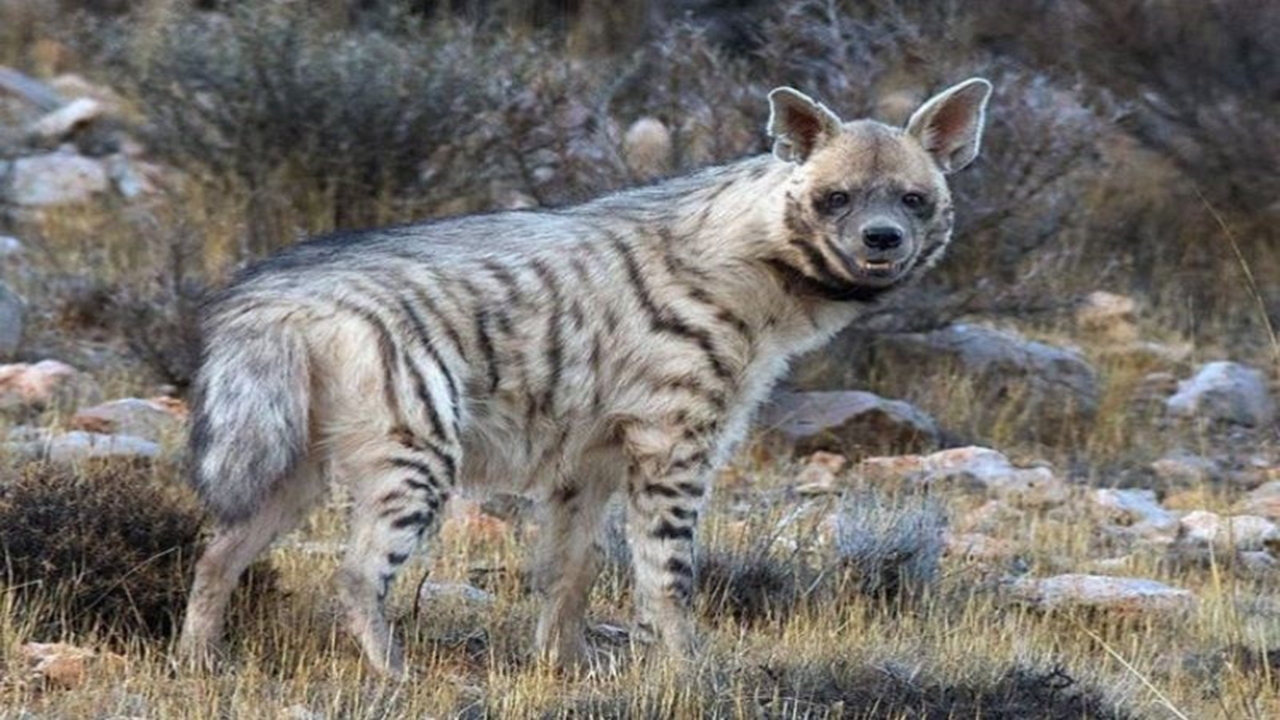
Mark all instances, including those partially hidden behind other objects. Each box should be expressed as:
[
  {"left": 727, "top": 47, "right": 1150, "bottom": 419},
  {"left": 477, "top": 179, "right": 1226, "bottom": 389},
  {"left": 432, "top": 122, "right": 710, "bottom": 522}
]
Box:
[
  {"left": 178, "top": 459, "right": 326, "bottom": 669},
  {"left": 335, "top": 437, "right": 455, "bottom": 678},
  {"left": 533, "top": 473, "right": 616, "bottom": 671}
]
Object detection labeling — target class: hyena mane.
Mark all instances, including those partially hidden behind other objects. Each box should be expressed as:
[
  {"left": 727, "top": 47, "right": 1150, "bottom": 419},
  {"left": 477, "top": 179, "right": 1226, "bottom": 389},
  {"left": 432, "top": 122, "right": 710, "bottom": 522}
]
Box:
[{"left": 179, "top": 78, "right": 992, "bottom": 676}]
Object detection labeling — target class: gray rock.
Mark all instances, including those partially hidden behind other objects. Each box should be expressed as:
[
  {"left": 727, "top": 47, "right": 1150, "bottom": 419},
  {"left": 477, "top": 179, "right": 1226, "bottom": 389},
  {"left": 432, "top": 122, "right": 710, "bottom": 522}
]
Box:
[
  {"left": 27, "top": 97, "right": 104, "bottom": 141},
  {"left": 757, "top": 390, "right": 940, "bottom": 457},
  {"left": 69, "top": 397, "right": 185, "bottom": 443},
  {"left": 1166, "top": 361, "right": 1275, "bottom": 427},
  {"left": 3, "top": 429, "right": 160, "bottom": 462},
  {"left": 1009, "top": 574, "right": 1194, "bottom": 614},
  {"left": 0, "top": 282, "right": 22, "bottom": 360},
  {"left": 4, "top": 150, "right": 108, "bottom": 206},
  {"left": 1091, "top": 488, "right": 1179, "bottom": 543},
  {"left": 869, "top": 324, "right": 1099, "bottom": 441},
  {"left": 417, "top": 581, "right": 495, "bottom": 606},
  {"left": 1178, "top": 510, "right": 1279, "bottom": 553}
]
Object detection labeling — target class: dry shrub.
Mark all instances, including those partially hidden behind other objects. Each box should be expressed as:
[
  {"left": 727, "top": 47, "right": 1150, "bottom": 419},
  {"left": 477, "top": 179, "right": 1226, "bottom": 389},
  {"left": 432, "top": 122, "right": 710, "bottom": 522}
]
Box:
[
  {"left": 535, "top": 659, "right": 1132, "bottom": 719},
  {"left": 0, "top": 459, "right": 274, "bottom": 641}
]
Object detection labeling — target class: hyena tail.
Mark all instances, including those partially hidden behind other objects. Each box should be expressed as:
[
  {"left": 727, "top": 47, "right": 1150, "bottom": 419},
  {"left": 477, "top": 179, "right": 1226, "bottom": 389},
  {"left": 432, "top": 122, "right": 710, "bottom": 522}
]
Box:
[{"left": 187, "top": 322, "right": 312, "bottom": 526}]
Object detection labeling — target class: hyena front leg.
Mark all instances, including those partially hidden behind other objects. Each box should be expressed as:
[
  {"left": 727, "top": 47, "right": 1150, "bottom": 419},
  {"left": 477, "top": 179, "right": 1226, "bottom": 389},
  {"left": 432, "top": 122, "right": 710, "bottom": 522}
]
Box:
[
  {"left": 534, "top": 469, "right": 617, "bottom": 670},
  {"left": 335, "top": 429, "right": 457, "bottom": 677},
  {"left": 622, "top": 422, "right": 713, "bottom": 660},
  {"left": 178, "top": 459, "right": 326, "bottom": 668}
]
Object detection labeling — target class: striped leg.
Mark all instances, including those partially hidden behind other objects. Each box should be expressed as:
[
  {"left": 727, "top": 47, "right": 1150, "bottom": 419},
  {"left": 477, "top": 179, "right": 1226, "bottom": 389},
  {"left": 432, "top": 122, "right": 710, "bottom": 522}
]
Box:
[
  {"left": 623, "top": 424, "right": 711, "bottom": 660},
  {"left": 534, "top": 472, "right": 616, "bottom": 670},
  {"left": 336, "top": 435, "right": 456, "bottom": 677}
]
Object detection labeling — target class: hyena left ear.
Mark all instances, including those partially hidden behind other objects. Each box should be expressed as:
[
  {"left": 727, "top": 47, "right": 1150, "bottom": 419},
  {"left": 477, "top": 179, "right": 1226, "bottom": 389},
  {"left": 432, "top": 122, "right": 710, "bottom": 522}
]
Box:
[
  {"left": 905, "top": 78, "right": 993, "bottom": 174},
  {"left": 767, "top": 87, "right": 843, "bottom": 163}
]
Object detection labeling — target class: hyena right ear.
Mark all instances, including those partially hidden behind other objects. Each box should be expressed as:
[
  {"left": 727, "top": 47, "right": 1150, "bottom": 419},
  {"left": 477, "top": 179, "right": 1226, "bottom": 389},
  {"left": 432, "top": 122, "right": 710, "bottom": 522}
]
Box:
[
  {"left": 906, "top": 78, "right": 993, "bottom": 174},
  {"left": 767, "top": 87, "right": 843, "bottom": 163}
]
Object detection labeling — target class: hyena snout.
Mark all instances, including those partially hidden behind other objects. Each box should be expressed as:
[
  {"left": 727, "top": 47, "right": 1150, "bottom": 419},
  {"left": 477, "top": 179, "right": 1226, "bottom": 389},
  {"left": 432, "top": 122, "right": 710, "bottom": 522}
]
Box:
[{"left": 861, "top": 224, "right": 905, "bottom": 251}]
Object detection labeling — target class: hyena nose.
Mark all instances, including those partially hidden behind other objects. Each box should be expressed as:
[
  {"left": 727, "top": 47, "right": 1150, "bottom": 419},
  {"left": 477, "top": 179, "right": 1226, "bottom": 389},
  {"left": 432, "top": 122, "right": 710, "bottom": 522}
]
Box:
[{"left": 862, "top": 226, "right": 904, "bottom": 251}]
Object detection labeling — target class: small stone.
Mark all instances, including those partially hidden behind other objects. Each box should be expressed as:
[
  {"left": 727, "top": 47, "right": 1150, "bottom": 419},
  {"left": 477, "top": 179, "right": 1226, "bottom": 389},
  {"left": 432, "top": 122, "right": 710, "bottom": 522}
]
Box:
[
  {"left": 1166, "top": 361, "right": 1275, "bottom": 427},
  {"left": 279, "top": 704, "right": 325, "bottom": 720},
  {"left": 757, "top": 390, "right": 940, "bottom": 458},
  {"left": 1239, "top": 551, "right": 1277, "bottom": 576},
  {"left": 4, "top": 151, "right": 108, "bottom": 206},
  {"left": 1237, "top": 481, "right": 1280, "bottom": 519},
  {"left": 0, "top": 359, "right": 79, "bottom": 410},
  {"left": 417, "top": 582, "right": 495, "bottom": 606},
  {"left": 918, "top": 446, "right": 1069, "bottom": 507},
  {"left": 103, "top": 154, "right": 157, "bottom": 199},
  {"left": 1090, "top": 488, "right": 1179, "bottom": 543},
  {"left": 1179, "top": 510, "right": 1279, "bottom": 552},
  {"left": 1151, "top": 452, "right": 1218, "bottom": 485},
  {"left": 1076, "top": 291, "right": 1138, "bottom": 343},
  {"left": 3, "top": 429, "right": 160, "bottom": 462},
  {"left": 794, "top": 451, "right": 847, "bottom": 495},
  {"left": 622, "top": 117, "right": 673, "bottom": 180},
  {"left": 27, "top": 97, "right": 103, "bottom": 141},
  {"left": 21, "top": 642, "right": 122, "bottom": 691},
  {"left": 1009, "top": 574, "right": 1194, "bottom": 615},
  {"left": 69, "top": 397, "right": 186, "bottom": 443}
]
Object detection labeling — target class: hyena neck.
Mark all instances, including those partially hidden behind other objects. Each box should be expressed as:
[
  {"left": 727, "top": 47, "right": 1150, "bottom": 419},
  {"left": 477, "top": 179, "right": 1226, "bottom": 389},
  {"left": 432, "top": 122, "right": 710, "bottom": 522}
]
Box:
[{"left": 637, "top": 154, "right": 860, "bottom": 351}]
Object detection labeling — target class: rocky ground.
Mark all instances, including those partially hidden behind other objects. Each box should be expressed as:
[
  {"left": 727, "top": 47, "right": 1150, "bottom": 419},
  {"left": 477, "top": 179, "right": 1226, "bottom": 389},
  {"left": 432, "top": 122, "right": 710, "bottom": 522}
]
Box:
[{"left": 1, "top": 63, "right": 1279, "bottom": 719}]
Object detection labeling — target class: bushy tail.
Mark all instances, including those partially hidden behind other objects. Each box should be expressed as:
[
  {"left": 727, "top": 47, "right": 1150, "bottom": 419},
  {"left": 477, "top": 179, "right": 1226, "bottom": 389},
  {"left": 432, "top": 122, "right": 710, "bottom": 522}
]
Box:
[{"left": 187, "top": 321, "right": 311, "bottom": 525}]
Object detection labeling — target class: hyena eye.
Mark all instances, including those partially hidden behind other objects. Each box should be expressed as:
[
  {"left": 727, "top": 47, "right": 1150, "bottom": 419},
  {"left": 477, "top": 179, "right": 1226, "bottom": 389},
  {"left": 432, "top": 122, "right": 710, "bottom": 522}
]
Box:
[
  {"left": 823, "top": 191, "right": 850, "bottom": 213},
  {"left": 902, "top": 192, "right": 928, "bottom": 210}
]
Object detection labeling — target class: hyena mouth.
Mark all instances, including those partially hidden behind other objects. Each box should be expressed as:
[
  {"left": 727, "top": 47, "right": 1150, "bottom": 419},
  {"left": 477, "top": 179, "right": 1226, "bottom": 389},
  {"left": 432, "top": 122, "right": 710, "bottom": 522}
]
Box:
[{"left": 852, "top": 257, "right": 907, "bottom": 280}]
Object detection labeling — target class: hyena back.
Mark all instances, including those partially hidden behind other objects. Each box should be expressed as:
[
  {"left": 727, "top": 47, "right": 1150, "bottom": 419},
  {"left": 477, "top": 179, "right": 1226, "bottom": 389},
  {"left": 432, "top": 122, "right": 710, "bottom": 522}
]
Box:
[{"left": 179, "top": 79, "right": 992, "bottom": 676}]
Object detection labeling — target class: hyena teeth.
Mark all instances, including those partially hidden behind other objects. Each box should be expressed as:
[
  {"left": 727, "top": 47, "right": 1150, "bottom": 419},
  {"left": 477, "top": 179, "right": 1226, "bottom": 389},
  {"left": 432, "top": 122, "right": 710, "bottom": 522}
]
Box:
[{"left": 178, "top": 77, "right": 992, "bottom": 676}]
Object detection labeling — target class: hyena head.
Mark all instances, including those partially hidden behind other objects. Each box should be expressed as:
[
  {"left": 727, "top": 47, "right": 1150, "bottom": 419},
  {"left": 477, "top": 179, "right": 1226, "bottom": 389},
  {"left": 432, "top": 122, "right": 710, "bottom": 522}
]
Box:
[{"left": 765, "top": 78, "right": 992, "bottom": 301}]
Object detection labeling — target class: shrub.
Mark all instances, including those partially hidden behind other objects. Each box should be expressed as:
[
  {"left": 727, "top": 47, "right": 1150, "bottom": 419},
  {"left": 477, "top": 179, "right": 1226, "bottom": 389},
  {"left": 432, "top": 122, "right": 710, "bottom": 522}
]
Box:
[
  {"left": 827, "top": 490, "right": 947, "bottom": 604},
  {"left": 0, "top": 459, "right": 274, "bottom": 641}
]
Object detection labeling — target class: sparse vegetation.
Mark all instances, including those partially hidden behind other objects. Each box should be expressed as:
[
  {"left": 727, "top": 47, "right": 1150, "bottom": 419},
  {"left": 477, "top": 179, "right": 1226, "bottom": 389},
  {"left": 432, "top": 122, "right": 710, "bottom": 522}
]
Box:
[{"left": 0, "top": 0, "right": 1277, "bottom": 717}]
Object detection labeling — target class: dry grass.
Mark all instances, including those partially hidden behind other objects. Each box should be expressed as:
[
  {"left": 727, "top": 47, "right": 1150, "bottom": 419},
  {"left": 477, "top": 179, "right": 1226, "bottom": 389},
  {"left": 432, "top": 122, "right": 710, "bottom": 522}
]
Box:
[{"left": 1, "top": 456, "right": 1278, "bottom": 718}]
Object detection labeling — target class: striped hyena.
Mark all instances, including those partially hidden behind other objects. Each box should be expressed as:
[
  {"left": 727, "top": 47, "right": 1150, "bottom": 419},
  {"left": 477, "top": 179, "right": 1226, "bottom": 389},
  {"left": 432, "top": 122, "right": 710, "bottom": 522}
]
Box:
[{"left": 178, "top": 78, "right": 992, "bottom": 676}]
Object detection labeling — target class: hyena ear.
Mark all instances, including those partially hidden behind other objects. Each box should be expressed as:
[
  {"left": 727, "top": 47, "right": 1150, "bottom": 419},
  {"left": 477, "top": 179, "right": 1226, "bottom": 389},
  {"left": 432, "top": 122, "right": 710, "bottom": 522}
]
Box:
[
  {"left": 767, "top": 87, "right": 843, "bottom": 163},
  {"left": 905, "top": 77, "right": 993, "bottom": 174}
]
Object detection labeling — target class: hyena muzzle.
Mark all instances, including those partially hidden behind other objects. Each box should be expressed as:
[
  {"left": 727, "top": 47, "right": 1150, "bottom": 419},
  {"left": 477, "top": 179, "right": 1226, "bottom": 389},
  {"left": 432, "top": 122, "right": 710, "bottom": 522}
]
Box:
[{"left": 178, "top": 79, "right": 991, "bottom": 677}]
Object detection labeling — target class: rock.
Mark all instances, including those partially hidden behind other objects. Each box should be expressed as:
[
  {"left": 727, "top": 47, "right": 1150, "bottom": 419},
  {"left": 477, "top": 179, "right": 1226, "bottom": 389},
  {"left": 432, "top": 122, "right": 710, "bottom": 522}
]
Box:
[
  {"left": 103, "top": 154, "right": 158, "bottom": 198},
  {"left": 1239, "top": 551, "right": 1278, "bottom": 576},
  {"left": 909, "top": 446, "right": 1068, "bottom": 507},
  {"left": 69, "top": 397, "right": 187, "bottom": 443},
  {"left": 794, "top": 451, "right": 847, "bottom": 495},
  {"left": 1238, "top": 481, "right": 1280, "bottom": 519},
  {"left": 1009, "top": 574, "right": 1194, "bottom": 615},
  {"left": 1178, "top": 510, "right": 1279, "bottom": 553},
  {"left": 1076, "top": 291, "right": 1138, "bottom": 343},
  {"left": 623, "top": 117, "right": 672, "bottom": 180},
  {"left": 1166, "top": 361, "right": 1275, "bottom": 427},
  {"left": 946, "top": 532, "right": 1017, "bottom": 561},
  {"left": 0, "top": 359, "right": 80, "bottom": 411},
  {"left": 0, "top": 282, "right": 22, "bottom": 360},
  {"left": 869, "top": 324, "right": 1099, "bottom": 440},
  {"left": 439, "top": 497, "right": 513, "bottom": 545},
  {"left": 417, "top": 582, "right": 495, "bottom": 606},
  {"left": 0, "top": 235, "right": 24, "bottom": 258},
  {"left": 280, "top": 705, "right": 325, "bottom": 720},
  {"left": 1090, "top": 488, "right": 1179, "bottom": 542},
  {"left": 27, "top": 97, "right": 103, "bottom": 141},
  {"left": 757, "top": 390, "right": 940, "bottom": 457},
  {"left": 4, "top": 428, "right": 161, "bottom": 462},
  {"left": 4, "top": 151, "right": 108, "bottom": 206},
  {"left": 21, "top": 642, "right": 124, "bottom": 691},
  {"left": 1151, "top": 451, "right": 1219, "bottom": 485}
]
